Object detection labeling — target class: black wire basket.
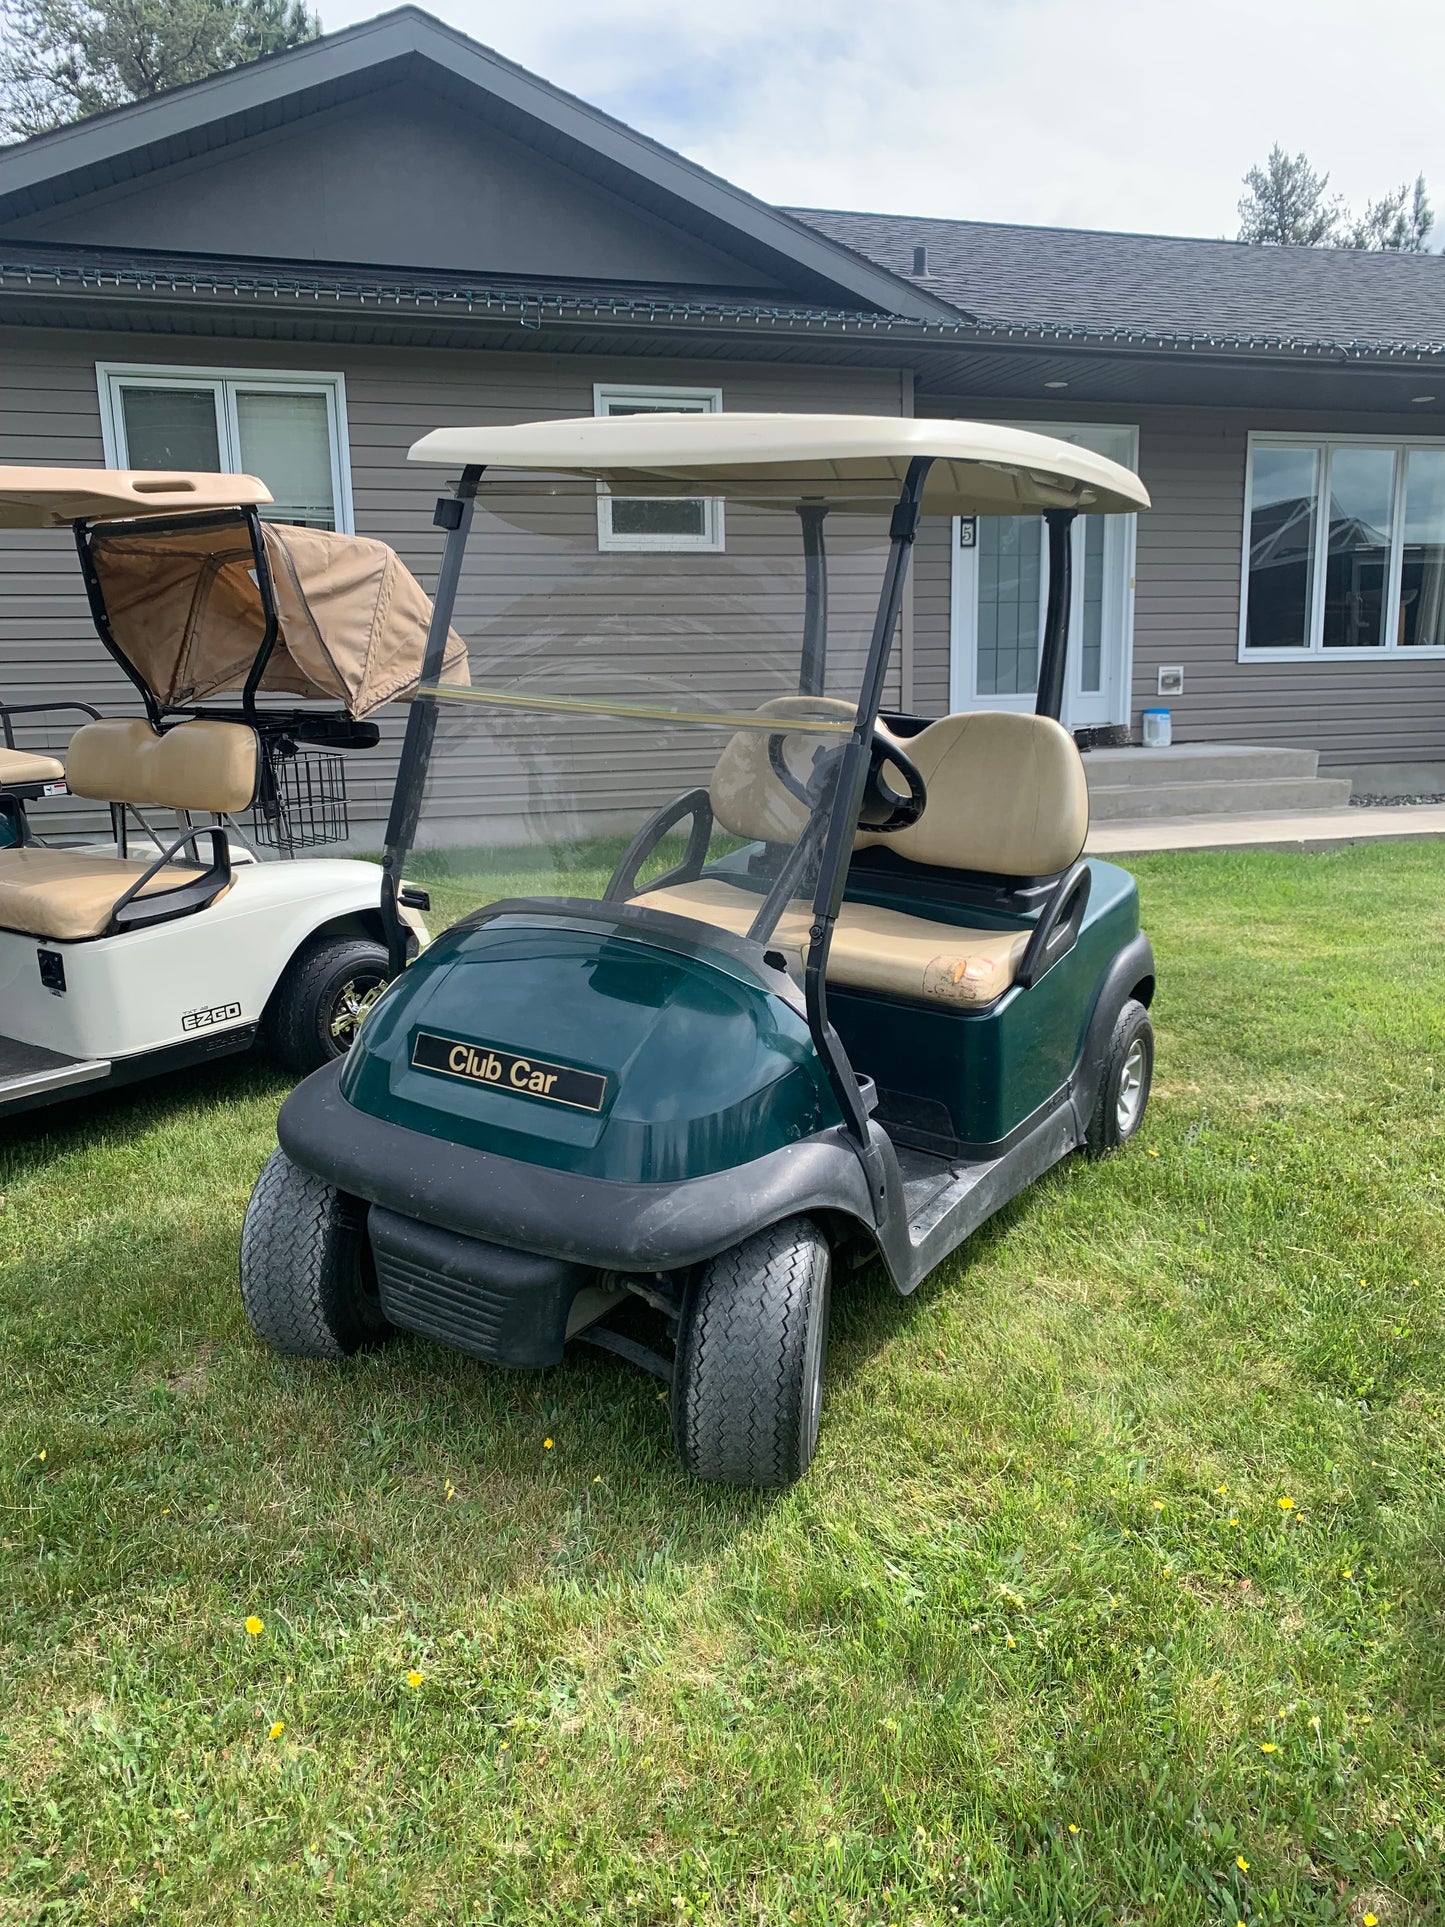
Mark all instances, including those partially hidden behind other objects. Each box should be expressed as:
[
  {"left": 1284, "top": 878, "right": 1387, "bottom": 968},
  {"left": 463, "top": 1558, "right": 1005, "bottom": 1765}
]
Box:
[{"left": 249, "top": 738, "right": 350, "bottom": 855}]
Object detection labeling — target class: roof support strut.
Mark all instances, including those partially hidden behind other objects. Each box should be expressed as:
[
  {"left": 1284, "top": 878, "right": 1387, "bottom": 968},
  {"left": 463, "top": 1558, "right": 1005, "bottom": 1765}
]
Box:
[
  {"left": 797, "top": 503, "right": 829, "bottom": 696},
  {"left": 380, "top": 463, "right": 483, "bottom": 975},
  {"left": 1034, "top": 507, "right": 1076, "bottom": 723}
]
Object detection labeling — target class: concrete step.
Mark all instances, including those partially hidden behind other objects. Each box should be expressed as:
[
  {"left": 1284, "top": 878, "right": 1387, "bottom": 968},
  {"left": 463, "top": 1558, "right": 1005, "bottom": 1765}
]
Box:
[
  {"left": 1082, "top": 743, "right": 1321, "bottom": 788},
  {"left": 1089, "top": 775, "right": 1354, "bottom": 821}
]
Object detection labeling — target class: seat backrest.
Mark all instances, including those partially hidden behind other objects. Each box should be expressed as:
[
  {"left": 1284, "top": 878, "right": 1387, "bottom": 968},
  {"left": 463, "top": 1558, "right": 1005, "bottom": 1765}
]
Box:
[
  {"left": 66, "top": 718, "right": 259, "bottom": 816},
  {"left": 864, "top": 710, "right": 1088, "bottom": 878},
  {"left": 709, "top": 695, "right": 858, "bottom": 843}
]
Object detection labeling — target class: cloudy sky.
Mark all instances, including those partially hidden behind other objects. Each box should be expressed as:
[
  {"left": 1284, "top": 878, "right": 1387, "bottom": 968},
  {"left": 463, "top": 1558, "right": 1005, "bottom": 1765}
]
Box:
[{"left": 319, "top": 0, "right": 1445, "bottom": 243}]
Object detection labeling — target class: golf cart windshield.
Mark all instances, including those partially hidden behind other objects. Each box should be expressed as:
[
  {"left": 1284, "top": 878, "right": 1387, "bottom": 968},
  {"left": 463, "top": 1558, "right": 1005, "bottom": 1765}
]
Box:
[
  {"left": 390, "top": 415, "right": 1148, "bottom": 944},
  {"left": 393, "top": 478, "right": 892, "bottom": 936}
]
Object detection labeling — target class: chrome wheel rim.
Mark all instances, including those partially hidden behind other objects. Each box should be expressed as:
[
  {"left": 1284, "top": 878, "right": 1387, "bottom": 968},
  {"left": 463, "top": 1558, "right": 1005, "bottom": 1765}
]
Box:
[
  {"left": 1116, "top": 1036, "right": 1147, "bottom": 1135},
  {"left": 329, "top": 975, "right": 385, "bottom": 1049},
  {"left": 801, "top": 1278, "right": 830, "bottom": 1459}
]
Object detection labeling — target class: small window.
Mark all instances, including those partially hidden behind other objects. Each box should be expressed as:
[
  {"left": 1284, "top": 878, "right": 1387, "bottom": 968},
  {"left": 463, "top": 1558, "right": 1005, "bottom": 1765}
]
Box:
[
  {"left": 98, "top": 364, "right": 352, "bottom": 531},
  {"left": 593, "top": 385, "right": 723, "bottom": 552}
]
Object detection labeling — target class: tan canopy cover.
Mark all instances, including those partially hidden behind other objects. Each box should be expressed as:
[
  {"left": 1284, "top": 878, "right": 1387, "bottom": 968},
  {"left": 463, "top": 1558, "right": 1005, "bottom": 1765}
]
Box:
[
  {"left": 89, "top": 517, "right": 470, "bottom": 717},
  {"left": 408, "top": 412, "right": 1152, "bottom": 518},
  {"left": 0, "top": 466, "right": 273, "bottom": 528}
]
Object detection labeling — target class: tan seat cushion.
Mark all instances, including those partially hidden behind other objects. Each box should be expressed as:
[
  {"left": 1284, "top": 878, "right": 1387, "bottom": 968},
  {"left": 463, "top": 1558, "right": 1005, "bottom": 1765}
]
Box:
[
  {"left": 0, "top": 748, "right": 65, "bottom": 786},
  {"left": 856, "top": 710, "right": 1089, "bottom": 878},
  {"left": 632, "top": 876, "right": 1029, "bottom": 1010},
  {"left": 66, "top": 718, "right": 259, "bottom": 815},
  {"left": 0, "top": 847, "right": 208, "bottom": 941}
]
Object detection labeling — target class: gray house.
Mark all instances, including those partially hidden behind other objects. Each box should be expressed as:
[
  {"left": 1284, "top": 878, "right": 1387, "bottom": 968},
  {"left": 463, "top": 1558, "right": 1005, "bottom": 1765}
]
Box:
[{"left": 1, "top": 3, "right": 1442, "bottom": 832}]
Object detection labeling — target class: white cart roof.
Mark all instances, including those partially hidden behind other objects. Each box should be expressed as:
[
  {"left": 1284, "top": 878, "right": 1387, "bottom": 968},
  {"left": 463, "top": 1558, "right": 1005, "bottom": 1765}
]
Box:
[
  {"left": 407, "top": 413, "right": 1150, "bottom": 517},
  {"left": 0, "top": 466, "right": 273, "bottom": 529}
]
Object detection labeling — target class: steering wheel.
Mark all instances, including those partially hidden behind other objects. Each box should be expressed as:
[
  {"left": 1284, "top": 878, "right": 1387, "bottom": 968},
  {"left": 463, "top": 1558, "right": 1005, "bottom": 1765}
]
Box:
[
  {"left": 767, "top": 722, "right": 927, "bottom": 834},
  {"left": 859, "top": 726, "right": 928, "bottom": 832}
]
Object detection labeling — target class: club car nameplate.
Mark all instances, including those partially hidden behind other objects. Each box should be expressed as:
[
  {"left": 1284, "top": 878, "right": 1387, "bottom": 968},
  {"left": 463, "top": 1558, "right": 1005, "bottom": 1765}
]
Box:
[{"left": 411, "top": 1031, "right": 607, "bottom": 1112}]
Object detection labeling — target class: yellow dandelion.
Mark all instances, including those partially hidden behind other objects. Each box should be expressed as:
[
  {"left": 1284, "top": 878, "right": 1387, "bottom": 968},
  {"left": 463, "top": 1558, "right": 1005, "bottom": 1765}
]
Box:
[
  {"left": 1152, "top": 1499, "right": 1165, "bottom": 1511},
  {"left": 1147, "top": 1147, "right": 1160, "bottom": 1158},
  {"left": 1363, "top": 1914, "right": 1378, "bottom": 1926},
  {"left": 406, "top": 1669, "right": 424, "bottom": 1688},
  {"left": 1068, "top": 1823, "right": 1080, "bottom": 1834},
  {"left": 1236, "top": 1855, "right": 1249, "bottom": 1873},
  {"left": 1277, "top": 1496, "right": 1295, "bottom": 1511},
  {"left": 38, "top": 1449, "right": 46, "bottom": 1462},
  {"left": 1229, "top": 1517, "right": 1240, "bottom": 1528},
  {"left": 244, "top": 1615, "right": 264, "bottom": 1637},
  {"left": 444, "top": 1480, "right": 456, "bottom": 1501},
  {"left": 1342, "top": 1568, "right": 1353, "bottom": 1579},
  {"left": 1216, "top": 1483, "right": 1228, "bottom": 1495},
  {"left": 1259, "top": 1742, "right": 1277, "bottom": 1753},
  {"left": 593, "top": 1475, "right": 602, "bottom": 1484},
  {"left": 1005, "top": 1634, "right": 1016, "bottom": 1649},
  {"left": 269, "top": 1720, "right": 285, "bottom": 1740},
  {"left": 543, "top": 1438, "right": 554, "bottom": 1450}
]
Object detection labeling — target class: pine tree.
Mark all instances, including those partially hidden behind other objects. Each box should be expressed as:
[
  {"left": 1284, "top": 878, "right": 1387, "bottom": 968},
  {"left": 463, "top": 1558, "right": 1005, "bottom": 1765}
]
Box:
[
  {"left": 0, "top": 0, "right": 319, "bottom": 141},
  {"left": 1237, "top": 146, "right": 1344, "bottom": 247},
  {"left": 1238, "top": 146, "right": 1434, "bottom": 251}
]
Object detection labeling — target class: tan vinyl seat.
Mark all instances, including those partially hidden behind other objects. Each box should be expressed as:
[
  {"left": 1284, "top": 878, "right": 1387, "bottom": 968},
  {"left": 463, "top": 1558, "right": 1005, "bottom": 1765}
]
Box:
[
  {"left": 0, "top": 846, "right": 207, "bottom": 941},
  {"left": 0, "top": 718, "right": 252, "bottom": 941},
  {"left": 0, "top": 748, "right": 65, "bottom": 786},
  {"left": 632, "top": 875, "right": 1029, "bottom": 1008},
  {"left": 633, "top": 709, "right": 1088, "bottom": 1009}
]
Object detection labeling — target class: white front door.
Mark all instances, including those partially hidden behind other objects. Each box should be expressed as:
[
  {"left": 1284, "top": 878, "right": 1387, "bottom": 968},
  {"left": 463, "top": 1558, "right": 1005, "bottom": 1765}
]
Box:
[{"left": 949, "top": 422, "right": 1138, "bottom": 729}]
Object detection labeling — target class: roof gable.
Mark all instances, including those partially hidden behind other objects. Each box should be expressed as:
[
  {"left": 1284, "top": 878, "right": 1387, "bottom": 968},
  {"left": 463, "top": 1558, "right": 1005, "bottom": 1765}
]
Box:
[
  {"left": 1, "top": 79, "right": 782, "bottom": 286},
  {"left": 0, "top": 8, "right": 956, "bottom": 316}
]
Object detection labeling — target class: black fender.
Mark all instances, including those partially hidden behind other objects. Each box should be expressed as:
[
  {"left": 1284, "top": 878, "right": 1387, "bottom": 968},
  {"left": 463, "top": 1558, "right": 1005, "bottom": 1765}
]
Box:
[
  {"left": 1068, "top": 931, "right": 1155, "bottom": 1138},
  {"left": 276, "top": 1058, "right": 884, "bottom": 1278}
]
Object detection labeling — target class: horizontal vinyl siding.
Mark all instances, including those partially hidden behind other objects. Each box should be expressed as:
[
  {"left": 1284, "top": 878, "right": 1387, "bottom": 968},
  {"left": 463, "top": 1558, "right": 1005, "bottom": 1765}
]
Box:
[
  {"left": 0, "top": 329, "right": 908, "bottom": 840},
  {"left": 918, "top": 395, "right": 1445, "bottom": 769}
]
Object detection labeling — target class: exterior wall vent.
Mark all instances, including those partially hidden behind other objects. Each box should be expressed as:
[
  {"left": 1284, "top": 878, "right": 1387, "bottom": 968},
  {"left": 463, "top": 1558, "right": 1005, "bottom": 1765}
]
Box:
[{"left": 912, "top": 245, "right": 928, "bottom": 275}]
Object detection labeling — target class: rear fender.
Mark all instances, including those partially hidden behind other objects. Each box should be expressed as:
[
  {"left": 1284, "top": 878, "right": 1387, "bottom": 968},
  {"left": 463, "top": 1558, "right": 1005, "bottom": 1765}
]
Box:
[{"left": 1068, "top": 931, "right": 1155, "bottom": 1136}]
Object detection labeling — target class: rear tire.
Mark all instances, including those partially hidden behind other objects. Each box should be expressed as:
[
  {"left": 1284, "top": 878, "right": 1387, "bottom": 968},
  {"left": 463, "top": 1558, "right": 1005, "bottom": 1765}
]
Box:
[
  {"left": 672, "top": 1216, "right": 831, "bottom": 1489},
  {"left": 1085, "top": 998, "right": 1154, "bottom": 1154},
  {"left": 240, "top": 1147, "right": 390, "bottom": 1358},
  {"left": 267, "top": 935, "right": 390, "bottom": 1076}
]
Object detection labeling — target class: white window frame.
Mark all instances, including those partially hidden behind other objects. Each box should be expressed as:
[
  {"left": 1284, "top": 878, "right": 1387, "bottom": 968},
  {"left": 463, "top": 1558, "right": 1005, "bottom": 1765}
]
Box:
[
  {"left": 96, "top": 362, "right": 354, "bottom": 533},
  {"left": 593, "top": 382, "right": 723, "bottom": 552},
  {"left": 1239, "top": 429, "right": 1445, "bottom": 661}
]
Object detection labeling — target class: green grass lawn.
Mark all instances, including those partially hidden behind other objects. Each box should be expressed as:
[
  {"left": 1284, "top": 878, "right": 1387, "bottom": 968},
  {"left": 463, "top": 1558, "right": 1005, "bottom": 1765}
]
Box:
[{"left": 2, "top": 841, "right": 1443, "bottom": 1925}]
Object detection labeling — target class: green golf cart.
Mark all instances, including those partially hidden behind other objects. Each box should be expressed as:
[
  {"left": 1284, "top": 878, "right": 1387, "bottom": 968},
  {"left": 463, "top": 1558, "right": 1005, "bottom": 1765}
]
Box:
[{"left": 240, "top": 413, "right": 1155, "bottom": 1487}]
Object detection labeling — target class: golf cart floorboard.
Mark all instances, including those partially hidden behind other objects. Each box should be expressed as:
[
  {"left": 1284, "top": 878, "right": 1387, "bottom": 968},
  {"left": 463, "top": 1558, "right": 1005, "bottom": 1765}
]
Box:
[
  {"left": 0, "top": 1034, "right": 110, "bottom": 1103},
  {"left": 894, "top": 1143, "right": 970, "bottom": 1239}
]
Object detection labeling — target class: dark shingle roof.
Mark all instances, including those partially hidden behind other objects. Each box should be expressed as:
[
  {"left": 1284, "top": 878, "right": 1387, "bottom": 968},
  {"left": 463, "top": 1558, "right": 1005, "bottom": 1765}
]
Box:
[{"left": 788, "top": 207, "right": 1445, "bottom": 352}]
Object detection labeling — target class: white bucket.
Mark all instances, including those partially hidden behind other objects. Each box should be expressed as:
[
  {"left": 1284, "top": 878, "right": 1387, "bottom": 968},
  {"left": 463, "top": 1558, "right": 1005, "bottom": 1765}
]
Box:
[{"left": 1141, "top": 707, "right": 1172, "bottom": 748}]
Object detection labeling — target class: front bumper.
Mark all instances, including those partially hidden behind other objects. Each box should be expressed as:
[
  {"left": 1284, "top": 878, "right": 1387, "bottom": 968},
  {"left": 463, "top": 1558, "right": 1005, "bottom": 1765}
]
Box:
[{"left": 277, "top": 1059, "right": 879, "bottom": 1278}]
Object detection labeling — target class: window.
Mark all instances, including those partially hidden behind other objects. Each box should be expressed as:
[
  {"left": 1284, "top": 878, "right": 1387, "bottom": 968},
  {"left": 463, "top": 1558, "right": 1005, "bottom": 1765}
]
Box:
[
  {"left": 98, "top": 364, "right": 352, "bottom": 531},
  {"left": 594, "top": 384, "right": 723, "bottom": 551},
  {"left": 1241, "top": 434, "right": 1445, "bottom": 657}
]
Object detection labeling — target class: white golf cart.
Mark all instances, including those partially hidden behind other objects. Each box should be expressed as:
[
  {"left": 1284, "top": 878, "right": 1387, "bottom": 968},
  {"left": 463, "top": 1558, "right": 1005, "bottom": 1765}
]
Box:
[{"left": 0, "top": 467, "right": 464, "bottom": 1117}]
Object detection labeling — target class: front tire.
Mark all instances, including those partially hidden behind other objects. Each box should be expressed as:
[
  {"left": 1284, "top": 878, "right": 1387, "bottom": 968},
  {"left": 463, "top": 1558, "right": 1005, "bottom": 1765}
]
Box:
[
  {"left": 1085, "top": 998, "right": 1154, "bottom": 1154},
  {"left": 672, "top": 1216, "right": 831, "bottom": 1489},
  {"left": 240, "top": 1148, "right": 390, "bottom": 1358},
  {"left": 266, "top": 935, "right": 390, "bottom": 1076}
]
